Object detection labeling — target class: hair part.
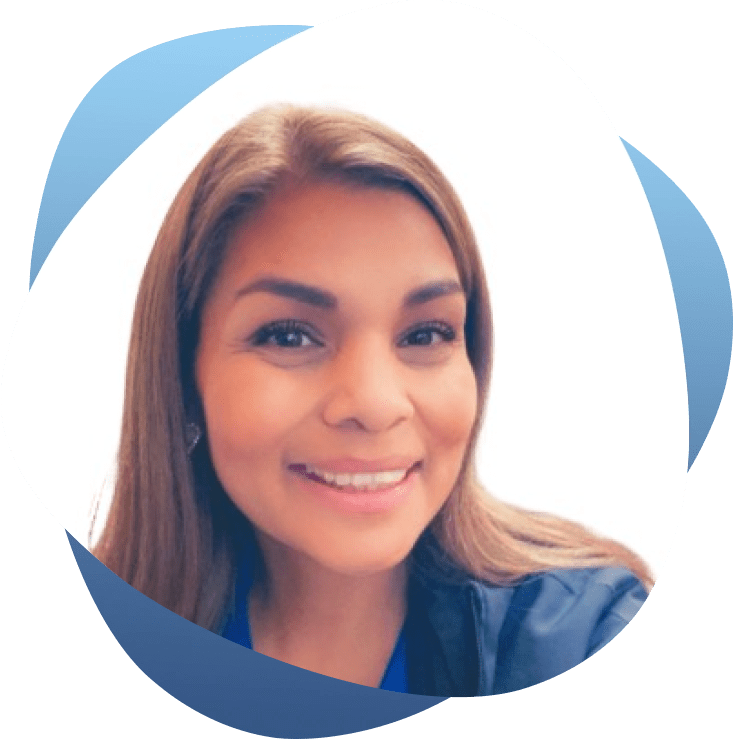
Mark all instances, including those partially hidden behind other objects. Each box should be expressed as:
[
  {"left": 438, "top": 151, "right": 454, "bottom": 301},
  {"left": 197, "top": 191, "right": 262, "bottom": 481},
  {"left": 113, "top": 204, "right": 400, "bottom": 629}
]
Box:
[{"left": 94, "top": 104, "right": 652, "bottom": 632}]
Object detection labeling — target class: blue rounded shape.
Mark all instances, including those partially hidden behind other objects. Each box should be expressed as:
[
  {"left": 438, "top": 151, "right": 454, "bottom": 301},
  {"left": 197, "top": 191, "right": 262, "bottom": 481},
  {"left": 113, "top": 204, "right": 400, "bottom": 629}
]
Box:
[
  {"left": 29, "top": 26, "right": 310, "bottom": 289},
  {"left": 66, "top": 534, "right": 443, "bottom": 737},
  {"left": 621, "top": 140, "right": 732, "bottom": 470}
]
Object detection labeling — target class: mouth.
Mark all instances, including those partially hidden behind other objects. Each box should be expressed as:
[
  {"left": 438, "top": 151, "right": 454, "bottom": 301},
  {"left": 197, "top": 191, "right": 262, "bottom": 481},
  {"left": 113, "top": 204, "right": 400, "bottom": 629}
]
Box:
[{"left": 288, "top": 461, "right": 423, "bottom": 493}]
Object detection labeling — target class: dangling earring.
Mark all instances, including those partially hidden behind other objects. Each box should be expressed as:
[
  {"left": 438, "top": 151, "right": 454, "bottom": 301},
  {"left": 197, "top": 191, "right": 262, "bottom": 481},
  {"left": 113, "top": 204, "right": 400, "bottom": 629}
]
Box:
[{"left": 185, "top": 422, "right": 202, "bottom": 455}]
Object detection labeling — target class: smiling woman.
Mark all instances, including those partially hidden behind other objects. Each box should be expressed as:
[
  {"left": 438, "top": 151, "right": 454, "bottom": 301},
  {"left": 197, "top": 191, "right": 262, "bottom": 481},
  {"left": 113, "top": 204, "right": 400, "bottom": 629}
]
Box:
[{"left": 93, "top": 104, "right": 653, "bottom": 696}]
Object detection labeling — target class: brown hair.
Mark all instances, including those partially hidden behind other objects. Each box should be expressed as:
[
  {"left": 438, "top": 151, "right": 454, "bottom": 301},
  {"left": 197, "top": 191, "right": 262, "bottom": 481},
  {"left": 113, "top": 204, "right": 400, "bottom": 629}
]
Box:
[{"left": 93, "top": 104, "right": 653, "bottom": 631}]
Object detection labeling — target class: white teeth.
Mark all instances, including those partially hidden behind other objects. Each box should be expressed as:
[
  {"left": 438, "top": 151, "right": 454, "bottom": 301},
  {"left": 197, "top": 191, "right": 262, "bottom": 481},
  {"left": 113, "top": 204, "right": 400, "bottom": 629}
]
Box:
[{"left": 304, "top": 465, "right": 410, "bottom": 489}]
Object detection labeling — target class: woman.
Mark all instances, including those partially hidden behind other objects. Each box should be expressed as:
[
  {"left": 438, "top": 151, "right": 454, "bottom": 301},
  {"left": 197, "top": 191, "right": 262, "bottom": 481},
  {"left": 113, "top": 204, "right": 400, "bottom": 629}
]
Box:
[{"left": 94, "top": 104, "right": 652, "bottom": 696}]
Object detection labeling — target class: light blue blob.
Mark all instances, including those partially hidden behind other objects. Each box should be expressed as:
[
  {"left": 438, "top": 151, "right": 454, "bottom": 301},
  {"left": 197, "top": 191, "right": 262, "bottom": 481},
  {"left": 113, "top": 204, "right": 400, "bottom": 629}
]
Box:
[
  {"left": 29, "top": 26, "right": 310, "bottom": 288},
  {"left": 622, "top": 139, "right": 733, "bottom": 470}
]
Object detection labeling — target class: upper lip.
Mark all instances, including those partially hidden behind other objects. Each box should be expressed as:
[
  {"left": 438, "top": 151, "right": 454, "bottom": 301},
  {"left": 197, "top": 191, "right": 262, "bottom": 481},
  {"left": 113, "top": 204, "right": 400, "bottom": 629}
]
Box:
[{"left": 289, "top": 456, "right": 422, "bottom": 474}]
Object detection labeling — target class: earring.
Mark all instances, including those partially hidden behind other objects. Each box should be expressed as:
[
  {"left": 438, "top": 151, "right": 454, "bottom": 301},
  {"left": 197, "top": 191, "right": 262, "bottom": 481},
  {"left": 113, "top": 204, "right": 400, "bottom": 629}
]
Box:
[{"left": 185, "top": 422, "right": 202, "bottom": 455}]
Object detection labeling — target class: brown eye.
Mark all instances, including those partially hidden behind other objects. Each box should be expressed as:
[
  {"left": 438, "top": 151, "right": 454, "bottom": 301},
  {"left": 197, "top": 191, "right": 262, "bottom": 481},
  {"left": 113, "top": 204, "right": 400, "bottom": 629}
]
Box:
[
  {"left": 398, "top": 322, "right": 456, "bottom": 348},
  {"left": 250, "top": 320, "right": 323, "bottom": 349}
]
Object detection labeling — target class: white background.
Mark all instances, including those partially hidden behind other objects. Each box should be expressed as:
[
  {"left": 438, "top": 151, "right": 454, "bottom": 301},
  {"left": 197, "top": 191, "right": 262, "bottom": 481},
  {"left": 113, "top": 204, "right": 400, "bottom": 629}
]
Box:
[{"left": 1, "top": 0, "right": 687, "bottom": 576}]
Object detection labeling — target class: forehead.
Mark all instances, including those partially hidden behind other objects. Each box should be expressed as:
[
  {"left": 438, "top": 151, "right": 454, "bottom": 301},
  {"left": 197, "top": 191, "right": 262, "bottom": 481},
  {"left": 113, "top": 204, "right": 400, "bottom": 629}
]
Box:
[{"left": 216, "top": 182, "right": 460, "bottom": 298}]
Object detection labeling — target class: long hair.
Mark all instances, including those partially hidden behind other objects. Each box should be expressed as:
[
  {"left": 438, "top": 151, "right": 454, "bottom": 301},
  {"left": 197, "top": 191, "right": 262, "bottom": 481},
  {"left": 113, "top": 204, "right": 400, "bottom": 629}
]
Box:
[{"left": 93, "top": 105, "right": 653, "bottom": 632}]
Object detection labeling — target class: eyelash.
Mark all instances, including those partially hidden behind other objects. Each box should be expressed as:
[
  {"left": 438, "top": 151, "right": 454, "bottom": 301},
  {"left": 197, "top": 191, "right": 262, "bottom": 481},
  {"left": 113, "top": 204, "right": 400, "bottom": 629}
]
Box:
[{"left": 248, "top": 319, "right": 458, "bottom": 350}]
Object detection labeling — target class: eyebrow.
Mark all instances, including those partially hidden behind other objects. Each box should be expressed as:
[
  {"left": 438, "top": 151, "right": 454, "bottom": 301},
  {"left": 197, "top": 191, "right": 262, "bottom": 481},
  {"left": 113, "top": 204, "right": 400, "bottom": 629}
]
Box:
[
  {"left": 234, "top": 276, "right": 464, "bottom": 309},
  {"left": 403, "top": 279, "right": 464, "bottom": 307},
  {"left": 234, "top": 277, "right": 337, "bottom": 309}
]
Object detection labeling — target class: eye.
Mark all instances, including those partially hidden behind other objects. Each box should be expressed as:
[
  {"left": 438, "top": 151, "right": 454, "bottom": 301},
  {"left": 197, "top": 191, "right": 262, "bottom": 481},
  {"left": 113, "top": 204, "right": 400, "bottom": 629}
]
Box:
[
  {"left": 398, "top": 321, "right": 457, "bottom": 348},
  {"left": 250, "top": 320, "right": 324, "bottom": 349}
]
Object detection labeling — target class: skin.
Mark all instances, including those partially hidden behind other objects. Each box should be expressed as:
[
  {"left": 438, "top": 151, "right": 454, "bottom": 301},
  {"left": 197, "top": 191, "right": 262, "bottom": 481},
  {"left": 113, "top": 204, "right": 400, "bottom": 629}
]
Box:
[{"left": 196, "top": 181, "right": 477, "bottom": 686}]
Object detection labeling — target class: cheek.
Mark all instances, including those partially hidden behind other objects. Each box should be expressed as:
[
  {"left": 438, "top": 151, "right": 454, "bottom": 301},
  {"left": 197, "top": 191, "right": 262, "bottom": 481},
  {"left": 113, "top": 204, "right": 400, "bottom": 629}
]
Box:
[
  {"left": 199, "top": 360, "right": 313, "bottom": 467},
  {"left": 426, "top": 361, "right": 478, "bottom": 457}
]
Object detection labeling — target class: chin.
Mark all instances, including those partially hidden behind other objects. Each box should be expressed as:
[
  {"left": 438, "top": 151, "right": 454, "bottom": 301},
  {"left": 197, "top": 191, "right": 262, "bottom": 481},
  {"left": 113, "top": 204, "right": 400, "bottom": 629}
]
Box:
[{"left": 305, "top": 536, "right": 417, "bottom": 577}]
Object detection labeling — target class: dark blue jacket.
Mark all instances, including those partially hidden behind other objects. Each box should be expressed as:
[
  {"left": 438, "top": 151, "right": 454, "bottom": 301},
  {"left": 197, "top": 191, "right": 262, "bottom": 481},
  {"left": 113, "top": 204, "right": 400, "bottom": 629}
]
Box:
[
  {"left": 407, "top": 561, "right": 647, "bottom": 696},
  {"left": 224, "top": 535, "right": 647, "bottom": 697}
]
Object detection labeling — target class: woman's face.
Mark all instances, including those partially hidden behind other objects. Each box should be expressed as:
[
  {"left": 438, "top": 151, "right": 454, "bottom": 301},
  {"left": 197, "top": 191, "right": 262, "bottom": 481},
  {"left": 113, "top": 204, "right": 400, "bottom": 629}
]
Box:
[{"left": 196, "top": 181, "right": 477, "bottom": 575}]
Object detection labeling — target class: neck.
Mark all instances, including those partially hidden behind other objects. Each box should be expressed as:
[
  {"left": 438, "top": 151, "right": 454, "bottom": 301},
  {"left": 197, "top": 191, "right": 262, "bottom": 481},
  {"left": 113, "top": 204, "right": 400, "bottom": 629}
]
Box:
[{"left": 248, "top": 533, "right": 408, "bottom": 687}]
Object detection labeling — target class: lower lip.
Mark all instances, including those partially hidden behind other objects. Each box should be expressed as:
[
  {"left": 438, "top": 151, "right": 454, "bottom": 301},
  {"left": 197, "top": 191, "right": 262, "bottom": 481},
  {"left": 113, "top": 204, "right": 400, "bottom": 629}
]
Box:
[{"left": 288, "top": 465, "right": 420, "bottom": 514}]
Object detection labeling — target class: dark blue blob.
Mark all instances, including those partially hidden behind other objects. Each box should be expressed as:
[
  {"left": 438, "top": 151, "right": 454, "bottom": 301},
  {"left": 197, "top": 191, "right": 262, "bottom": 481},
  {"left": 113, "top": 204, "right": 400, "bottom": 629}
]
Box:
[{"left": 67, "top": 533, "right": 444, "bottom": 738}]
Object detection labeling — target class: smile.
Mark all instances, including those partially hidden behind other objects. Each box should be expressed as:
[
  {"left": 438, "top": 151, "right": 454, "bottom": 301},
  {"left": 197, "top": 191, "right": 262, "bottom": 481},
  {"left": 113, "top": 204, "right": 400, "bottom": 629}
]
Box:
[{"left": 288, "top": 461, "right": 422, "bottom": 492}]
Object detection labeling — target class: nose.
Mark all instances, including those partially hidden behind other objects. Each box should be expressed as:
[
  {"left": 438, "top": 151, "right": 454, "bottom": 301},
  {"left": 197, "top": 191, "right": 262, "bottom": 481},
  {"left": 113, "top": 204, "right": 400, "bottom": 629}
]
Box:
[{"left": 321, "top": 333, "right": 414, "bottom": 433}]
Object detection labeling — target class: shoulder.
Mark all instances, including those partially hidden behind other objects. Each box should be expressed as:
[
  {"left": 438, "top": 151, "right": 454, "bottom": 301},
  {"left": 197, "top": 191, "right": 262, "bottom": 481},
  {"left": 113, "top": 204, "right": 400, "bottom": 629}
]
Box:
[
  {"left": 510, "top": 566, "right": 646, "bottom": 619},
  {"left": 471, "top": 566, "right": 647, "bottom": 619},
  {"left": 476, "top": 566, "right": 648, "bottom": 645},
  {"left": 468, "top": 567, "right": 648, "bottom": 694}
]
